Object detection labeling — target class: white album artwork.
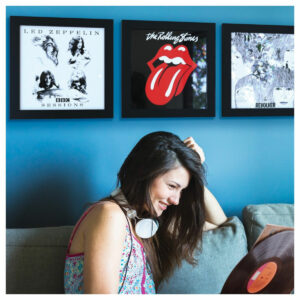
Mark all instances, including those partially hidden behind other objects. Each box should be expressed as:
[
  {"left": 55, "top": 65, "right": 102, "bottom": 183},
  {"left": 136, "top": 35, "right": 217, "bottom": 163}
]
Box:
[
  {"left": 20, "top": 25, "right": 105, "bottom": 110},
  {"left": 231, "top": 32, "right": 294, "bottom": 109}
]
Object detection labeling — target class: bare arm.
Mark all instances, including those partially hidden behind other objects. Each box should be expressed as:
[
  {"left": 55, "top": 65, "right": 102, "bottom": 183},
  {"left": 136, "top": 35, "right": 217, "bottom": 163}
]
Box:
[
  {"left": 83, "top": 202, "right": 127, "bottom": 293},
  {"left": 203, "top": 186, "right": 227, "bottom": 231}
]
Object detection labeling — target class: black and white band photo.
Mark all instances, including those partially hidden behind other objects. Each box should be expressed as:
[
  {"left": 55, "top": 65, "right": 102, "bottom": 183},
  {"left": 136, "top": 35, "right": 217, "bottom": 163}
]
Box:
[{"left": 20, "top": 25, "right": 105, "bottom": 110}]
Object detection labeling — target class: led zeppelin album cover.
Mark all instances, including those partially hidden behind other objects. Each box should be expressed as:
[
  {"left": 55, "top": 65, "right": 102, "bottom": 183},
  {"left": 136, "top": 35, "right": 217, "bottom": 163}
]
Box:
[{"left": 19, "top": 25, "right": 105, "bottom": 111}]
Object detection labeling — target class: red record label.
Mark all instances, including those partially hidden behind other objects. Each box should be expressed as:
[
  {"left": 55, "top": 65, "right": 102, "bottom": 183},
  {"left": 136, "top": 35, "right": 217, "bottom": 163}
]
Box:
[{"left": 247, "top": 261, "right": 278, "bottom": 293}]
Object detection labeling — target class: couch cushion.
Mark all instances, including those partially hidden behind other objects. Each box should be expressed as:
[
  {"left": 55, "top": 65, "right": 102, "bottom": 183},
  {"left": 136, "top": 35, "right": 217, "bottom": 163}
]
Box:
[
  {"left": 242, "top": 203, "right": 294, "bottom": 249},
  {"left": 158, "top": 216, "right": 248, "bottom": 294},
  {"left": 6, "top": 226, "right": 73, "bottom": 294}
]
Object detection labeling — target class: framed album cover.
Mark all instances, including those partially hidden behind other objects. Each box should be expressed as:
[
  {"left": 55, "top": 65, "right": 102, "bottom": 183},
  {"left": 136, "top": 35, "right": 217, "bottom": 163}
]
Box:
[
  {"left": 122, "top": 20, "right": 215, "bottom": 118},
  {"left": 222, "top": 23, "right": 294, "bottom": 117},
  {"left": 10, "top": 16, "right": 113, "bottom": 119}
]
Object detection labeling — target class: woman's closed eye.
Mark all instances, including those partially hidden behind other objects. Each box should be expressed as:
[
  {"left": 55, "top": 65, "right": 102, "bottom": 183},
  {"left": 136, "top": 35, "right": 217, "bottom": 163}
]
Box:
[{"left": 168, "top": 184, "right": 176, "bottom": 190}]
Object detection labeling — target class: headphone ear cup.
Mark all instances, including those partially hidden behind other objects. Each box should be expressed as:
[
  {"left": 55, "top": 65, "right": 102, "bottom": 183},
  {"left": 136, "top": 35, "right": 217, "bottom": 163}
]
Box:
[
  {"left": 111, "top": 188, "right": 159, "bottom": 239},
  {"left": 135, "top": 219, "right": 159, "bottom": 239}
]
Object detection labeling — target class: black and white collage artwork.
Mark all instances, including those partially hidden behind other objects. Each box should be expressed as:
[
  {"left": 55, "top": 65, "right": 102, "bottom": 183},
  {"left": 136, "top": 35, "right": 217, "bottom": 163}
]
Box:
[
  {"left": 20, "top": 25, "right": 105, "bottom": 110},
  {"left": 231, "top": 32, "right": 294, "bottom": 109}
]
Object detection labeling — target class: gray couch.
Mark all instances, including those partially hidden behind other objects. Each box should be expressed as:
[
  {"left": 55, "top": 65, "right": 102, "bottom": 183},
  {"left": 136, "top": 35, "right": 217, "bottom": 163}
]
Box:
[{"left": 6, "top": 203, "right": 294, "bottom": 294}]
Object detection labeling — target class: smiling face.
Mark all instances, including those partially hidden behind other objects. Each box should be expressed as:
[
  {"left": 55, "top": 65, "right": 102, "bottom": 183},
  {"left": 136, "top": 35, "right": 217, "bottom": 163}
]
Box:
[{"left": 149, "top": 165, "right": 190, "bottom": 217}]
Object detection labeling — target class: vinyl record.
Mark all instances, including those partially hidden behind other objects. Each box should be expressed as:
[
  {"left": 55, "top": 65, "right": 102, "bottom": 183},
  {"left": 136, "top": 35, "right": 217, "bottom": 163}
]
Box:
[{"left": 221, "top": 230, "right": 294, "bottom": 294}]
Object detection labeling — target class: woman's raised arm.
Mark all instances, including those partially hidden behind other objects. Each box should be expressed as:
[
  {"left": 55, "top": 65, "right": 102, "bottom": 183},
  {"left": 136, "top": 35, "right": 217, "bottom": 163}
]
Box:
[
  {"left": 183, "top": 137, "right": 227, "bottom": 230},
  {"left": 203, "top": 186, "right": 227, "bottom": 230}
]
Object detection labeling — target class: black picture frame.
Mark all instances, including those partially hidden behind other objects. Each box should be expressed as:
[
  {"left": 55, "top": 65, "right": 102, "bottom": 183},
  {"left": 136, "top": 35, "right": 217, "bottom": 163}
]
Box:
[
  {"left": 122, "top": 20, "right": 215, "bottom": 118},
  {"left": 10, "top": 16, "right": 113, "bottom": 119},
  {"left": 222, "top": 23, "right": 294, "bottom": 117}
]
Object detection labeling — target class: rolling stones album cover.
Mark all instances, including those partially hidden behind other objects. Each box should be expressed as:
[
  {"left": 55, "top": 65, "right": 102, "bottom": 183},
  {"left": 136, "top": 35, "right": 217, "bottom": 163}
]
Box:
[{"left": 123, "top": 22, "right": 215, "bottom": 117}]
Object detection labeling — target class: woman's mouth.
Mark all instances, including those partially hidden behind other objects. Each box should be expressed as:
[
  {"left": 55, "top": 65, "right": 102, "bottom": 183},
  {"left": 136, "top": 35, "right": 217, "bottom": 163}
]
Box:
[{"left": 158, "top": 202, "right": 167, "bottom": 211}]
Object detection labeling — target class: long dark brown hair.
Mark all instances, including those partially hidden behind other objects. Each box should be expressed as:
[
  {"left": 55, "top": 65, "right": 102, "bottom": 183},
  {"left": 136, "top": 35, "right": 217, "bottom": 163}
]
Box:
[{"left": 115, "top": 131, "right": 206, "bottom": 288}]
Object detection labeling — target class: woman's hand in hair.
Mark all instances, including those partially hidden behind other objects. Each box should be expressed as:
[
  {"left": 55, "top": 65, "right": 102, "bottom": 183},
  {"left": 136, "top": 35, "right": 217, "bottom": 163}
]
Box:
[{"left": 183, "top": 137, "right": 205, "bottom": 163}]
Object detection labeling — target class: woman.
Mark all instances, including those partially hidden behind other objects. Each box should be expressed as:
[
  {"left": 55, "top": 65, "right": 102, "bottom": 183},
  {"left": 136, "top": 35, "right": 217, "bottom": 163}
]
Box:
[{"left": 64, "top": 131, "right": 227, "bottom": 294}]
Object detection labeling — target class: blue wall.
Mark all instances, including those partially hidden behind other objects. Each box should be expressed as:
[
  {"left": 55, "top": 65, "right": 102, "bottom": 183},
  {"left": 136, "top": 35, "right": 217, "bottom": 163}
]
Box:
[{"left": 6, "top": 6, "right": 294, "bottom": 228}]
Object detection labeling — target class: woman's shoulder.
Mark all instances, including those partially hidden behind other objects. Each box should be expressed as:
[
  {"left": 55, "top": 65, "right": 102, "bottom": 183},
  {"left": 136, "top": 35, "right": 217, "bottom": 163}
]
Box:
[
  {"left": 68, "top": 200, "right": 127, "bottom": 255},
  {"left": 83, "top": 199, "right": 128, "bottom": 233}
]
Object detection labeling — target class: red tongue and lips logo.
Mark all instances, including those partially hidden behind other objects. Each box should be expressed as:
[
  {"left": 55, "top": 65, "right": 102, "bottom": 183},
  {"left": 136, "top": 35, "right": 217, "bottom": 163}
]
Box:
[{"left": 145, "top": 44, "right": 197, "bottom": 106}]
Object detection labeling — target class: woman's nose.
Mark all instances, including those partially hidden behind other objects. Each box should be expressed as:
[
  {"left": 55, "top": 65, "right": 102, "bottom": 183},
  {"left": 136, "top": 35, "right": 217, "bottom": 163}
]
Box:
[{"left": 168, "top": 192, "right": 180, "bottom": 205}]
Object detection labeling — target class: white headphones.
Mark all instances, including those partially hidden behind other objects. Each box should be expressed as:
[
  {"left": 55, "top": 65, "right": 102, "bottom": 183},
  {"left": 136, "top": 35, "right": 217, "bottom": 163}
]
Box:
[{"left": 110, "top": 188, "right": 159, "bottom": 239}]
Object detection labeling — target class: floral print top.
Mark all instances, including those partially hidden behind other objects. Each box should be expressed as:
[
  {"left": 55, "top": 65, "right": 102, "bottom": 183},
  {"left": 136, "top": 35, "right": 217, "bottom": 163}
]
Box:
[{"left": 64, "top": 204, "right": 156, "bottom": 294}]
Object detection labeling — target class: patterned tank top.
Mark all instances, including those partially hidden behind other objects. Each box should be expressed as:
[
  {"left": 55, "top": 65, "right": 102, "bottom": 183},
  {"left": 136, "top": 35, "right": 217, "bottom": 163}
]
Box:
[{"left": 64, "top": 203, "right": 156, "bottom": 294}]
